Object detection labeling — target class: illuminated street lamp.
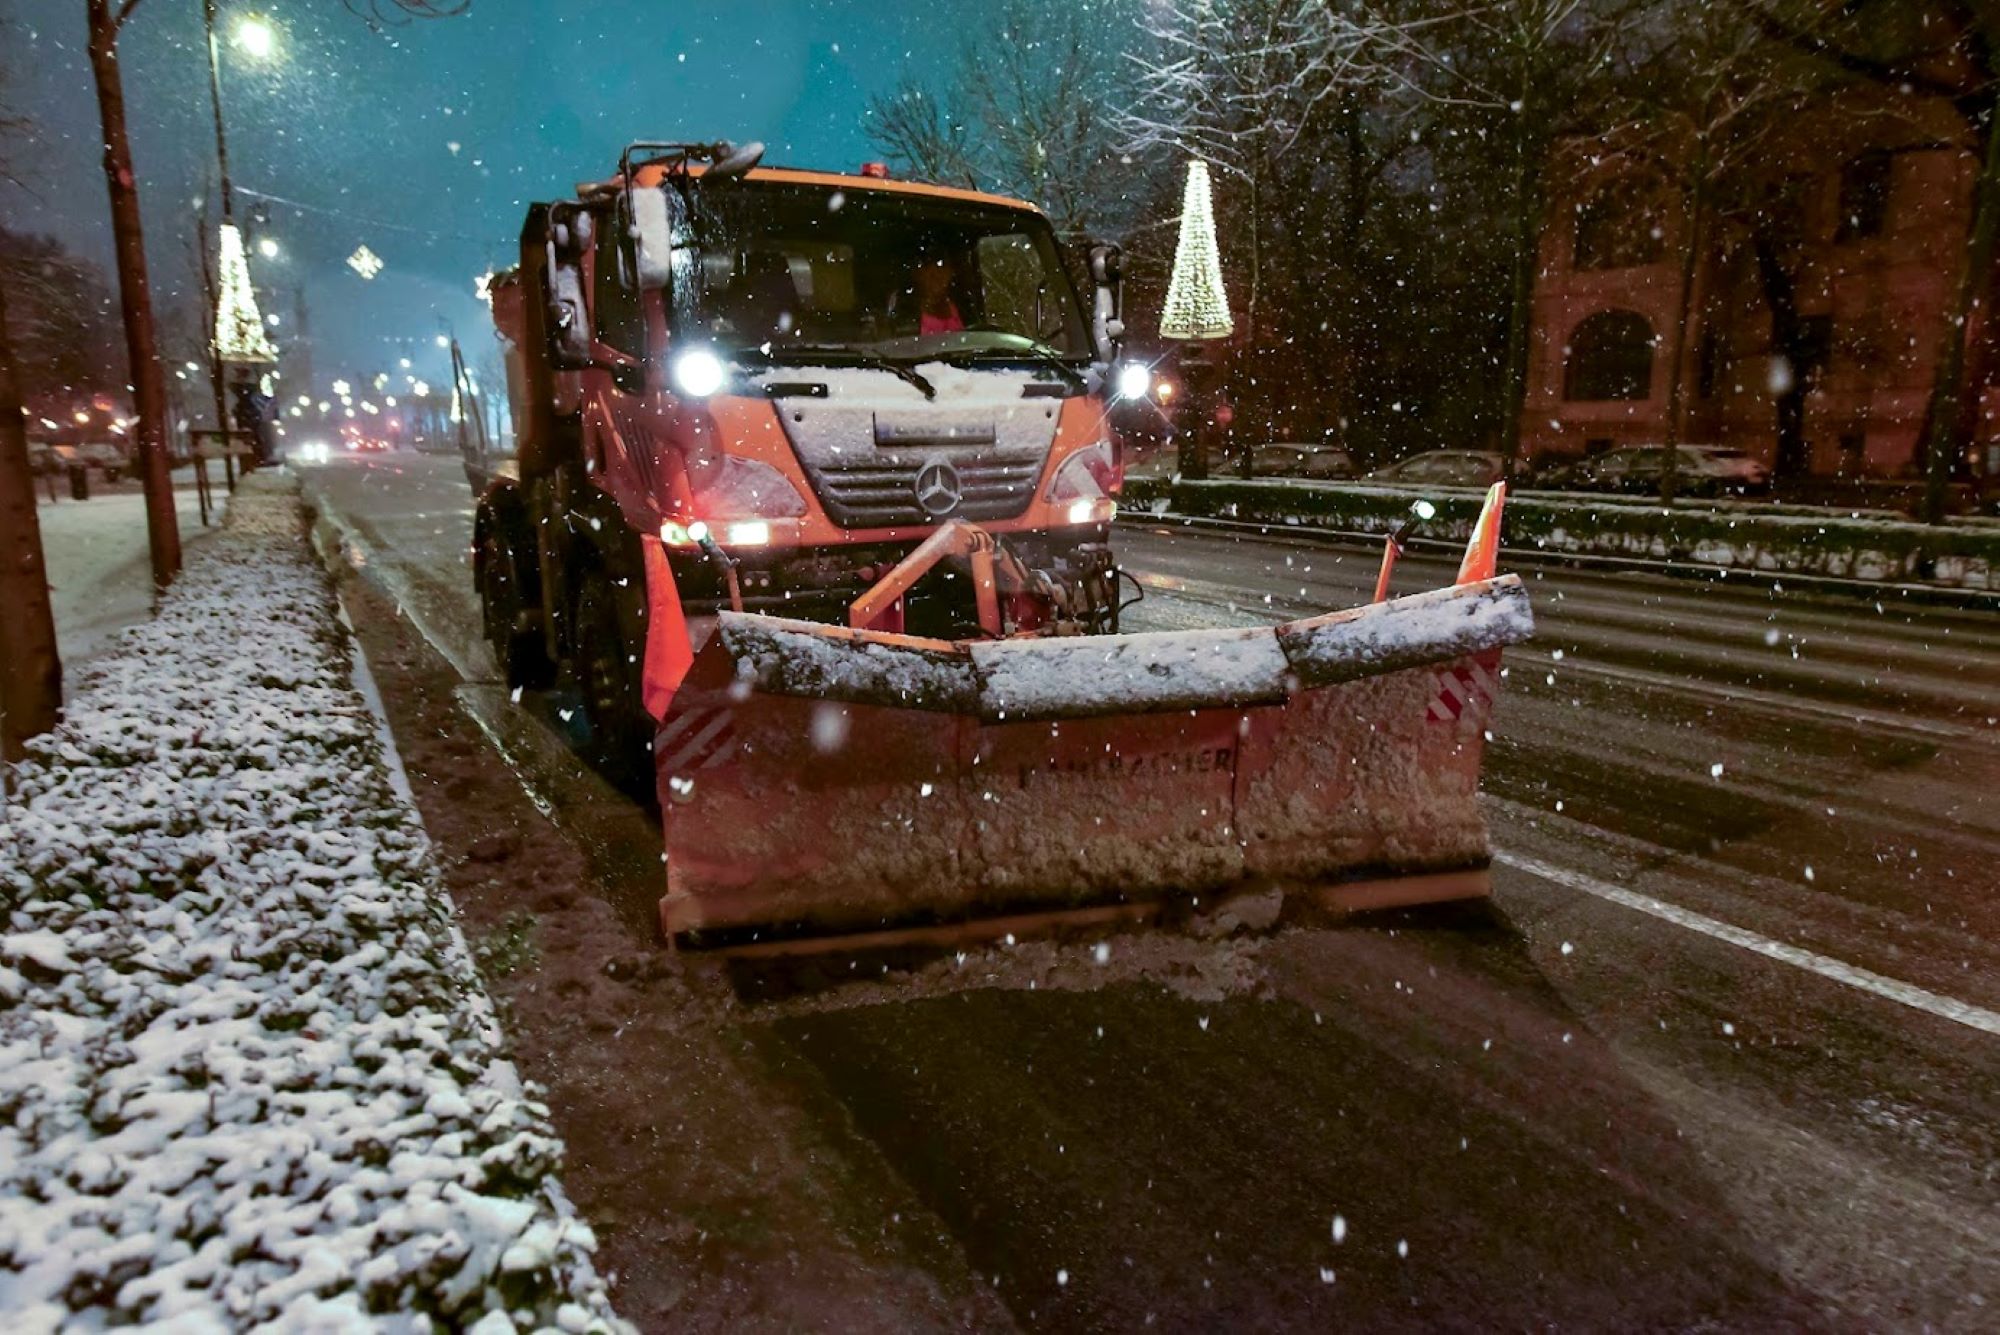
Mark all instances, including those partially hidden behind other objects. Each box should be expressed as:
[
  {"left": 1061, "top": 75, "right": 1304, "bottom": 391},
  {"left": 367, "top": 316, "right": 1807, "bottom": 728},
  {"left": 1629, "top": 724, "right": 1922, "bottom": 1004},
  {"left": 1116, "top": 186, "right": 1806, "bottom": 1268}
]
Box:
[
  {"left": 233, "top": 14, "right": 274, "bottom": 60},
  {"left": 257, "top": 236, "right": 280, "bottom": 259}
]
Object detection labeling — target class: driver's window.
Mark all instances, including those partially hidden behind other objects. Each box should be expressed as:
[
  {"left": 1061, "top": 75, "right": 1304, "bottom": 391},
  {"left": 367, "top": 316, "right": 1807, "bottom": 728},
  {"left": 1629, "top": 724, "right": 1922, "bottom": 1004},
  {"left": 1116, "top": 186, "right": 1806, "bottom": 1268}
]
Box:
[
  {"left": 593, "top": 218, "right": 645, "bottom": 362},
  {"left": 975, "top": 233, "right": 1044, "bottom": 338}
]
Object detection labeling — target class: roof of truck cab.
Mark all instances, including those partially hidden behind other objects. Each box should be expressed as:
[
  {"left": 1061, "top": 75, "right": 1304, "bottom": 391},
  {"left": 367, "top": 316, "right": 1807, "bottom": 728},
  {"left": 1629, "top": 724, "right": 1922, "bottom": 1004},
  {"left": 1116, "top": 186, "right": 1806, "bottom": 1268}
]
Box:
[{"left": 616, "top": 162, "right": 1044, "bottom": 215}]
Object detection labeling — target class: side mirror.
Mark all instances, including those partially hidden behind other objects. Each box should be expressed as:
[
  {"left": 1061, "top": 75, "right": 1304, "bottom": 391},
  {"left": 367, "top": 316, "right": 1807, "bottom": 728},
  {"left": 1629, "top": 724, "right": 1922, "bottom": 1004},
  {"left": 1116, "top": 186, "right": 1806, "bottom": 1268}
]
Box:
[
  {"left": 708, "top": 140, "right": 765, "bottom": 180},
  {"left": 1088, "top": 242, "right": 1125, "bottom": 361},
  {"left": 544, "top": 206, "right": 593, "bottom": 370},
  {"left": 628, "top": 187, "right": 682, "bottom": 292}
]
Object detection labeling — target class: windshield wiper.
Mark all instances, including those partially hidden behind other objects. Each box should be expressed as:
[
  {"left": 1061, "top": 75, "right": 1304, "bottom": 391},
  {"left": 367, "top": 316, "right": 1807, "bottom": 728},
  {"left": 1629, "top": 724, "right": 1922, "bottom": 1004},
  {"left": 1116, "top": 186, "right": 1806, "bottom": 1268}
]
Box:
[
  {"left": 939, "top": 341, "right": 1088, "bottom": 394},
  {"left": 754, "top": 343, "right": 936, "bottom": 399}
]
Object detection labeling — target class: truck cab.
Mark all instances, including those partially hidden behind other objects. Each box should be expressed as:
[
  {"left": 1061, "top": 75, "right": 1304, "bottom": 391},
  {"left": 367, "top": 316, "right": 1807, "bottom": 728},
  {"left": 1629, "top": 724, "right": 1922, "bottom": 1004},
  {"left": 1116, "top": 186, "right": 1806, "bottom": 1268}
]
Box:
[{"left": 474, "top": 141, "right": 1136, "bottom": 780}]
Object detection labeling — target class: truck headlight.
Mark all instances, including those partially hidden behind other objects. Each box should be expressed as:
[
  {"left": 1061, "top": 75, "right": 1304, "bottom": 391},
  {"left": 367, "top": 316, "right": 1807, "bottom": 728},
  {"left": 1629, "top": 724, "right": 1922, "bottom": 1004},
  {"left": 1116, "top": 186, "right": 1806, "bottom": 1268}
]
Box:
[
  {"left": 1114, "top": 363, "right": 1151, "bottom": 400},
  {"left": 671, "top": 348, "right": 727, "bottom": 398}
]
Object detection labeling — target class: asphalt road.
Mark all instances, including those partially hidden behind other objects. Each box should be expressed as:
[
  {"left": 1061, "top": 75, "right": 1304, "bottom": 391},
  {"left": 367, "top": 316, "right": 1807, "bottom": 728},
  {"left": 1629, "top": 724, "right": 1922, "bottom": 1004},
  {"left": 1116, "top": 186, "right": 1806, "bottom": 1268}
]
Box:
[{"left": 301, "top": 451, "right": 2000, "bottom": 1330}]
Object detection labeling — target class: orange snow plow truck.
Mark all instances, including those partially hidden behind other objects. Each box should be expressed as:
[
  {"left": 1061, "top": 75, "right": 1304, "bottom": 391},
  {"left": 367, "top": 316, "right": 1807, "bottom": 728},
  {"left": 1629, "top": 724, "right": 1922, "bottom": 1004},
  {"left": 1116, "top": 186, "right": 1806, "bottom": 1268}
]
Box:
[{"left": 474, "top": 140, "right": 1533, "bottom": 948}]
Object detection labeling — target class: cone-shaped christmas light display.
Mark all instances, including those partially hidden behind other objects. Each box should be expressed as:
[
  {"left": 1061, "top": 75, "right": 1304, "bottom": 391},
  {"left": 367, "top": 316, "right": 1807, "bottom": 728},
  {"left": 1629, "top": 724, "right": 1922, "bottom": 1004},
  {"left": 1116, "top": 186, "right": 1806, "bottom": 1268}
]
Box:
[
  {"left": 213, "top": 222, "right": 278, "bottom": 364},
  {"left": 1160, "top": 159, "right": 1232, "bottom": 341}
]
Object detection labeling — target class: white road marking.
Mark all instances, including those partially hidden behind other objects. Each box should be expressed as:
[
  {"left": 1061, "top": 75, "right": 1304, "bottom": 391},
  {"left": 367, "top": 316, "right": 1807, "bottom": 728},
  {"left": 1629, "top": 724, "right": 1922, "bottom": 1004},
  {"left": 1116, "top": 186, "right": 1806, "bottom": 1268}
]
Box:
[
  {"left": 1494, "top": 849, "right": 2000, "bottom": 1039},
  {"left": 1509, "top": 650, "right": 1986, "bottom": 745}
]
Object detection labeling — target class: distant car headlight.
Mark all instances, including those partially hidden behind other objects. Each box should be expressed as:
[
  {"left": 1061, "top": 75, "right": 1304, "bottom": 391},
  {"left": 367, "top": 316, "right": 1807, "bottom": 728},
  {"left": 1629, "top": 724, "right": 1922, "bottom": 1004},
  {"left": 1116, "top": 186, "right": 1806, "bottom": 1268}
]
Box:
[
  {"left": 1114, "top": 363, "right": 1152, "bottom": 401},
  {"left": 671, "top": 348, "right": 727, "bottom": 399}
]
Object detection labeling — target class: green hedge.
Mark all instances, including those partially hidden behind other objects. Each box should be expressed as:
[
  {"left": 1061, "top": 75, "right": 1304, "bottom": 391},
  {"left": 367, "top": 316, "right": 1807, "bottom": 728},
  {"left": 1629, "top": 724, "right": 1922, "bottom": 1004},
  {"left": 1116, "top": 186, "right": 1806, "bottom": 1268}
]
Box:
[{"left": 1119, "top": 478, "right": 1998, "bottom": 592}]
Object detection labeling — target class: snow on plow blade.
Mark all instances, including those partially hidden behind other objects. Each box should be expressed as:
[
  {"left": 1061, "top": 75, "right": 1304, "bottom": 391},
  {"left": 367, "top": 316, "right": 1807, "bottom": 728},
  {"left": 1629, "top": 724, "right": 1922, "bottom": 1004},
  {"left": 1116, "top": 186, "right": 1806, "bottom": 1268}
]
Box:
[{"left": 656, "top": 573, "right": 1534, "bottom": 941}]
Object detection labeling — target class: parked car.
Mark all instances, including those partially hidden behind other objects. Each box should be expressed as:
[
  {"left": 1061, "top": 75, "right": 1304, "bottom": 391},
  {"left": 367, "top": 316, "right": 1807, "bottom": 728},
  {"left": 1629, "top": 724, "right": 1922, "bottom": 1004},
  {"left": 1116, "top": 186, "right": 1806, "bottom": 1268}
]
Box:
[
  {"left": 1248, "top": 443, "right": 1357, "bottom": 481},
  {"left": 1365, "top": 449, "right": 1505, "bottom": 488},
  {"left": 75, "top": 441, "right": 129, "bottom": 481},
  {"left": 1549, "top": 445, "right": 1771, "bottom": 497}
]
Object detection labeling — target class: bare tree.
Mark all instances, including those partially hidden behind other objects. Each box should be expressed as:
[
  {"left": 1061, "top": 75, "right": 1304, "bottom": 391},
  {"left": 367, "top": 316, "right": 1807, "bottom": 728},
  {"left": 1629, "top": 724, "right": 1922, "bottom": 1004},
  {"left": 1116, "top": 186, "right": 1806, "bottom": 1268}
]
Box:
[
  {"left": 0, "top": 231, "right": 125, "bottom": 415},
  {"left": 864, "top": 1, "right": 1128, "bottom": 241},
  {"left": 1355, "top": 0, "right": 1644, "bottom": 473},
  {"left": 1595, "top": 3, "right": 1821, "bottom": 501},
  {"left": 864, "top": 80, "right": 979, "bottom": 189},
  {"left": 960, "top": 5, "right": 1123, "bottom": 240},
  {"left": 1118, "top": 0, "right": 1327, "bottom": 344},
  {"left": 1754, "top": 0, "right": 2000, "bottom": 523}
]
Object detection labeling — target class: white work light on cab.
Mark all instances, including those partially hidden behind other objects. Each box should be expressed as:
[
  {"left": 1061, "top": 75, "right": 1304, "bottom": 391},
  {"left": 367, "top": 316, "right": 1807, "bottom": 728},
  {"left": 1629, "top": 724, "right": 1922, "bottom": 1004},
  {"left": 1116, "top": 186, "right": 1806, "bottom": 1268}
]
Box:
[
  {"left": 671, "top": 349, "right": 727, "bottom": 398},
  {"left": 1114, "top": 363, "right": 1152, "bottom": 400}
]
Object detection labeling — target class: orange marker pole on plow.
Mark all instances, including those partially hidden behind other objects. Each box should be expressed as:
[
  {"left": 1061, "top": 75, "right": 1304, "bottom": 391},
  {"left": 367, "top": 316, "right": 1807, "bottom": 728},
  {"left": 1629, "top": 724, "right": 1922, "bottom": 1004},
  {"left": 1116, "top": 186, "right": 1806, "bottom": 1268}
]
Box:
[
  {"left": 1457, "top": 482, "right": 1507, "bottom": 585},
  {"left": 1372, "top": 498, "right": 1439, "bottom": 603}
]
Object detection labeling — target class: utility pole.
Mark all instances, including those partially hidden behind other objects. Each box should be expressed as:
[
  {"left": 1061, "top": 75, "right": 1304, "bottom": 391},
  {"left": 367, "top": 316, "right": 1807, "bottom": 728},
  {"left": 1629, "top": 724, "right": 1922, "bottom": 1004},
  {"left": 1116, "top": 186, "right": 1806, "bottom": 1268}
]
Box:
[
  {"left": 0, "top": 279, "right": 63, "bottom": 761},
  {"left": 201, "top": 0, "right": 241, "bottom": 466},
  {"left": 85, "top": 0, "right": 181, "bottom": 590}
]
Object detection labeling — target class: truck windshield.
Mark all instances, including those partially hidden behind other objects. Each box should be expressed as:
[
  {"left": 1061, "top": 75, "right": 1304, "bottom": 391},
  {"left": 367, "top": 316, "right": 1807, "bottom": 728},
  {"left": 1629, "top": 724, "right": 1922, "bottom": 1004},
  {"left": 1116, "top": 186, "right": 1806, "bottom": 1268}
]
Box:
[{"left": 675, "top": 179, "right": 1092, "bottom": 365}]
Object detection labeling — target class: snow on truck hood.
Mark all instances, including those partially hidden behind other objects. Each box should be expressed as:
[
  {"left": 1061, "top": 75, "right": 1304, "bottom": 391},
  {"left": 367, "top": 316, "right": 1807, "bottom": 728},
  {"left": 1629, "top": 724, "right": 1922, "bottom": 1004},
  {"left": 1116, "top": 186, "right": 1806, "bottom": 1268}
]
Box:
[{"left": 751, "top": 361, "right": 1075, "bottom": 527}]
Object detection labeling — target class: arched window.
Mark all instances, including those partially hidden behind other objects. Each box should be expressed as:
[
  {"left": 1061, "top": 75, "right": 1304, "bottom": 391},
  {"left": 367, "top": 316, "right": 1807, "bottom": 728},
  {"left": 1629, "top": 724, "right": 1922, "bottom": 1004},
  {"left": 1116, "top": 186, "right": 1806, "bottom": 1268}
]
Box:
[
  {"left": 1572, "top": 178, "right": 1666, "bottom": 271},
  {"left": 1565, "top": 310, "right": 1655, "bottom": 401}
]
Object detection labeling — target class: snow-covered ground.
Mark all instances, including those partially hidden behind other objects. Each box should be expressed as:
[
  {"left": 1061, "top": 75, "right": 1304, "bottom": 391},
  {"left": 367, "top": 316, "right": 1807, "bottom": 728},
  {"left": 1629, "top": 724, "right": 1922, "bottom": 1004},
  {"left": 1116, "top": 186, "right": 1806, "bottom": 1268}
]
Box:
[
  {"left": 36, "top": 473, "right": 225, "bottom": 665},
  {"left": 0, "top": 474, "right": 626, "bottom": 1331}
]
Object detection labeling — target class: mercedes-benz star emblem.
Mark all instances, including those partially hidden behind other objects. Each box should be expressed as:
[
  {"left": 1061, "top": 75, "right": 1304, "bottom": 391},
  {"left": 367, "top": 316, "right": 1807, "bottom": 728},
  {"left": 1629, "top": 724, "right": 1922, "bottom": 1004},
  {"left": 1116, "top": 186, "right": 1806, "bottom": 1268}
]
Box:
[{"left": 913, "top": 459, "right": 963, "bottom": 517}]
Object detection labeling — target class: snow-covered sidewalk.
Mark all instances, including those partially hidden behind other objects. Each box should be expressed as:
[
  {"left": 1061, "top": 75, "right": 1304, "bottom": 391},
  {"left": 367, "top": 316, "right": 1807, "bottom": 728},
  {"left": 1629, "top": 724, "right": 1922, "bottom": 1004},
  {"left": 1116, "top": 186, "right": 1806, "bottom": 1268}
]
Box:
[
  {"left": 0, "top": 474, "right": 625, "bottom": 1331},
  {"left": 37, "top": 472, "right": 226, "bottom": 665}
]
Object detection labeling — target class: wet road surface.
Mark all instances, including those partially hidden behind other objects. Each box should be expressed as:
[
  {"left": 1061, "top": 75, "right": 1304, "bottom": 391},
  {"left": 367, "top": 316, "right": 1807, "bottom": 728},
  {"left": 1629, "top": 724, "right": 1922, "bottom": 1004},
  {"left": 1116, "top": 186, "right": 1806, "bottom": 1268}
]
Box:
[{"left": 301, "top": 452, "right": 2000, "bottom": 1329}]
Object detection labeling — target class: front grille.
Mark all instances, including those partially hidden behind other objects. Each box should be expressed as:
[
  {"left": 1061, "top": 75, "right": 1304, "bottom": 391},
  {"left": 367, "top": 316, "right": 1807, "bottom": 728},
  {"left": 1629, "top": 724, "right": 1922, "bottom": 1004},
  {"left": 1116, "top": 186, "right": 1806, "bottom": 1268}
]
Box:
[{"left": 809, "top": 458, "right": 1042, "bottom": 528}]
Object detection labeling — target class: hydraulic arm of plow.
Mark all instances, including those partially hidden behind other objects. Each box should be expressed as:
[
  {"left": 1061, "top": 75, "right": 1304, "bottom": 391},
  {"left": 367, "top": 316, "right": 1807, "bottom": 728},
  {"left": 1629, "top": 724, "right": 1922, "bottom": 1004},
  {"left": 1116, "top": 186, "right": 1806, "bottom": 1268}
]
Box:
[{"left": 846, "top": 518, "right": 1115, "bottom": 639}]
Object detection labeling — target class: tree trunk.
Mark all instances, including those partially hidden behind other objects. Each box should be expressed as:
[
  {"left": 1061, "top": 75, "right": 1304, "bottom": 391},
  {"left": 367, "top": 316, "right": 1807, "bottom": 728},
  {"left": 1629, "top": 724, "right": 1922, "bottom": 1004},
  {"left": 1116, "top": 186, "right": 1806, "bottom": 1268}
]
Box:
[
  {"left": 1750, "top": 231, "right": 1810, "bottom": 481},
  {"left": 1331, "top": 104, "right": 1370, "bottom": 450},
  {"left": 1497, "top": 113, "right": 1545, "bottom": 477},
  {"left": 1246, "top": 166, "right": 1262, "bottom": 354},
  {"left": 86, "top": 2, "right": 181, "bottom": 589},
  {"left": 1920, "top": 86, "right": 2000, "bottom": 525},
  {"left": 0, "top": 279, "right": 63, "bottom": 762},
  {"left": 1658, "top": 174, "right": 1708, "bottom": 506}
]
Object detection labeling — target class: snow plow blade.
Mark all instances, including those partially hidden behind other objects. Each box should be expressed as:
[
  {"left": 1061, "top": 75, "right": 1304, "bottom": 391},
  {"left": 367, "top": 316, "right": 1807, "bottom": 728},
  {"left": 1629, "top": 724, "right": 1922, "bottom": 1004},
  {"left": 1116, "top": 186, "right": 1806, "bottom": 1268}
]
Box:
[{"left": 656, "top": 564, "right": 1533, "bottom": 943}]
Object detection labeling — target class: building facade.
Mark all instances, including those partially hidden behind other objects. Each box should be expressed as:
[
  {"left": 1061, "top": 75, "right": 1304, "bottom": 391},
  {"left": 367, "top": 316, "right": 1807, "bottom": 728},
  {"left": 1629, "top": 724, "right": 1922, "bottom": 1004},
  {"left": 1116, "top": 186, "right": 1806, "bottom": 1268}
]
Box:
[{"left": 1519, "top": 95, "right": 1995, "bottom": 481}]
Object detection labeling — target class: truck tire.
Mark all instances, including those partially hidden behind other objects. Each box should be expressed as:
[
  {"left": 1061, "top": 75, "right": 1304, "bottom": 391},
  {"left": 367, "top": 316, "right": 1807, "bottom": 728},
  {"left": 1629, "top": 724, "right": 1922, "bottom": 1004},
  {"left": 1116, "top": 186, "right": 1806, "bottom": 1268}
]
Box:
[
  {"left": 479, "top": 528, "right": 554, "bottom": 690},
  {"left": 575, "top": 576, "right": 652, "bottom": 790}
]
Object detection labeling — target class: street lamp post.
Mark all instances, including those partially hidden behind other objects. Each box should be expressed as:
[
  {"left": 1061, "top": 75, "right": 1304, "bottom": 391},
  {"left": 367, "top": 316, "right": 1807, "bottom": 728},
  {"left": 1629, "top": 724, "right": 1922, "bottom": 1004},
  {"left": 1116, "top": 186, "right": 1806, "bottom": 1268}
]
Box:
[
  {"left": 202, "top": 0, "right": 236, "bottom": 222},
  {"left": 201, "top": 3, "right": 277, "bottom": 471}
]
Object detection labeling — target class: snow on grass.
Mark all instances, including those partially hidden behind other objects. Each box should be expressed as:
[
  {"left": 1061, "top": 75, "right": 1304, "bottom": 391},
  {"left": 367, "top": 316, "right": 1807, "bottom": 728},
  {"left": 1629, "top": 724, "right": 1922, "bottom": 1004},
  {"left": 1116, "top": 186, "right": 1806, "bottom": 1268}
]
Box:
[{"left": 0, "top": 474, "right": 626, "bottom": 1332}]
